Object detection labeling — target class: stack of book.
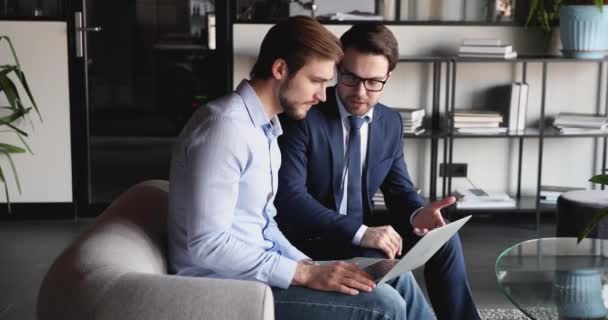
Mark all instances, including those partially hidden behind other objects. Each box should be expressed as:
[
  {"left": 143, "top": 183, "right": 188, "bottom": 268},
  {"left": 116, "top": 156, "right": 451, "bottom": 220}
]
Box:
[
  {"left": 553, "top": 113, "right": 608, "bottom": 134},
  {"left": 453, "top": 110, "right": 507, "bottom": 134},
  {"left": 458, "top": 39, "right": 518, "bottom": 59},
  {"left": 372, "top": 191, "right": 385, "bottom": 208},
  {"left": 540, "top": 185, "right": 585, "bottom": 203},
  {"left": 396, "top": 108, "right": 425, "bottom": 135},
  {"left": 373, "top": 188, "right": 421, "bottom": 209},
  {"left": 453, "top": 188, "right": 516, "bottom": 209}
]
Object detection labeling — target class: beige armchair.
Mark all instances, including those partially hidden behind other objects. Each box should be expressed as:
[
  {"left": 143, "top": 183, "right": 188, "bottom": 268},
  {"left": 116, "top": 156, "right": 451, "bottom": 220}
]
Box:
[{"left": 37, "top": 180, "right": 274, "bottom": 320}]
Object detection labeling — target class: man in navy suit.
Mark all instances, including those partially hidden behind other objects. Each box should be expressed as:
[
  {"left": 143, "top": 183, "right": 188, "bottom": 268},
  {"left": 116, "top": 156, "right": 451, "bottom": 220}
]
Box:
[{"left": 275, "top": 22, "right": 480, "bottom": 320}]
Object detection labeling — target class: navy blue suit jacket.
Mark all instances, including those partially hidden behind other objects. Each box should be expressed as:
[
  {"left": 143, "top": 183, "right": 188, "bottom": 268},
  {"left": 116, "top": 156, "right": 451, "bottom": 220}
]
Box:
[{"left": 275, "top": 87, "right": 425, "bottom": 245}]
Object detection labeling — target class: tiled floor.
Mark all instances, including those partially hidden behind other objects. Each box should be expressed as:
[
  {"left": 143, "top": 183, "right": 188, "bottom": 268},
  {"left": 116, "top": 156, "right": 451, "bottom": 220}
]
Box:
[{"left": 0, "top": 213, "right": 555, "bottom": 320}]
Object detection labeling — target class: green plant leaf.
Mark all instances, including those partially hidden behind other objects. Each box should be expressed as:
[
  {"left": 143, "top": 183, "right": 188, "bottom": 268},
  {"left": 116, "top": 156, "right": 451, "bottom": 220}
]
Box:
[
  {"left": 0, "top": 37, "right": 21, "bottom": 68},
  {"left": 526, "top": 0, "right": 541, "bottom": 26},
  {"left": 595, "top": 0, "right": 604, "bottom": 11},
  {"left": 0, "top": 72, "right": 21, "bottom": 112},
  {"left": 15, "top": 70, "right": 40, "bottom": 121},
  {"left": 589, "top": 174, "right": 608, "bottom": 185},
  {"left": 578, "top": 208, "right": 608, "bottom": 243},
  {"left": 0, "top": 143, "right": 26, "bottom": 154},
  {"left": 2, "top": 152, "right": 21, "bottom": 194},
  {"left": 0, "top": 164, "right": 11, "bottom": 213},
  {"left": 4, "top": 75, "right": 27, "bottom": 115},
  {"left": 0, "top": 121, "right": 28, "bottom": 137},
  {"left": 0, "top": 107, "right": 32, "bottom": 136}
]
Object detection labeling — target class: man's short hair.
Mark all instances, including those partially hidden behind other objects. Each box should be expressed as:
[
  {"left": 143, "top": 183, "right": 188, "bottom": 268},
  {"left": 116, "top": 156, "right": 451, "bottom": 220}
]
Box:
[
  {"left": 340, "top": 22, "right": 399, "bottom": 72},
  {"left": 250, "top": 16, "right": 343, "bottom": 79}
]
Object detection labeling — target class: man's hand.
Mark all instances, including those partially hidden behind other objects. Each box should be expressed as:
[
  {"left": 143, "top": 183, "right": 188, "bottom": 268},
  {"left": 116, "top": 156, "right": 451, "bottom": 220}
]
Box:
[
  {"left": 412, "top": 196, "right": 456, "bottom": 236},
  {"left": 292, "top": 261, "right": 376, "bottom": 295},
  {"left": 360, "top": 226, "right": 402, "bottom": 259}
]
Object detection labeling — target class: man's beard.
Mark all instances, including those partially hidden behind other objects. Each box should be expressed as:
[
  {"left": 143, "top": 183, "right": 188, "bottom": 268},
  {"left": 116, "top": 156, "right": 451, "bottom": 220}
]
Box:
[
  {"left": 279, "top": 95, "right": 304, "bottom": 120},
  {"left": 279, "top": 85, "right": 308, "bottom": 120}
]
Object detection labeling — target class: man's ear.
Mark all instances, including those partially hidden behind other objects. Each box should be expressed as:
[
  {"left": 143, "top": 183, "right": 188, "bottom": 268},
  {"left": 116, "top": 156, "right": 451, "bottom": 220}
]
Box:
[
  {"left": 271, "top": 59, "right": 289, "bottom": 80},
  {"left": 387, "top": 71, "right": 392, "bottom": 79}
]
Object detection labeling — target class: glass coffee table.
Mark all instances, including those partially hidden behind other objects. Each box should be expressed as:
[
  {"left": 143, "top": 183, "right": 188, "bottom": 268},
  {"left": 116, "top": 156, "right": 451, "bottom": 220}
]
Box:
[{"left": 496, "top": 238, "right": 608, "bottom": 320}]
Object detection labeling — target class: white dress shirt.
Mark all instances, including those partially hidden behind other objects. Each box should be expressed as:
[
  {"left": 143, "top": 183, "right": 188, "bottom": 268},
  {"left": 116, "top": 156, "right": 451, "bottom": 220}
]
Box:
[
  {"left": 335, "top": 91, "right": 373, "bottom": 245},
  {"left": 335, "top": 91, "right": 423, "bottom": 246}
]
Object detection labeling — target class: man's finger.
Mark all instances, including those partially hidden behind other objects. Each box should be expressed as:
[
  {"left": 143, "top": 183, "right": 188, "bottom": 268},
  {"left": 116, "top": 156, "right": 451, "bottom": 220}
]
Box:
[
  {"left": 433, "top": 211, "right": 447, "bottom": 227},
  {"left": 380, "top": 240, "right": 395, "bottom": 259},
  {"left": 388, "top": 233, "right": 401, "bottom": 255},
  {"left": 340, "top": 263, "right": 376, "bottom": 283},
  {"left": 414, "top": 227, "right": 429, "bottom": 236},
  {"left": 427, "top": 196, "right": 456, "bottom": 212},
  {"left": 341, "top": 278, "right": 374, "bottom": 293},
  {"left": 335, "top": 284, "right": 359, "bottom": 295}
]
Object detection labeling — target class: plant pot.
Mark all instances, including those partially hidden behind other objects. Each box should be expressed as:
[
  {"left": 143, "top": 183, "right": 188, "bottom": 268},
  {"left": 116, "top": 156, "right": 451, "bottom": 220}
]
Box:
[
  {"left": 560, "top": 5, "right": 608, "bottom": 59},
  {"left": 553, "top": 270, "right": 608, "bottom": 319}
]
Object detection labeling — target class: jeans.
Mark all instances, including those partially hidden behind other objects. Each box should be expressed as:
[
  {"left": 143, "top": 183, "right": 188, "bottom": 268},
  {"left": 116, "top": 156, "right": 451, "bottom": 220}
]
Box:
[{"left": 272, "top": 272, "right": 435, "bottom": 320}]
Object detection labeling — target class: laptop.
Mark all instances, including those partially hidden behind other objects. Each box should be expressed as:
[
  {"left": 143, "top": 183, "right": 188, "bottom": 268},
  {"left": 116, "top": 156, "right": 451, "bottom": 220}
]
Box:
[{"left": 319, "top": 215, "right": 472, "bottom": 284}]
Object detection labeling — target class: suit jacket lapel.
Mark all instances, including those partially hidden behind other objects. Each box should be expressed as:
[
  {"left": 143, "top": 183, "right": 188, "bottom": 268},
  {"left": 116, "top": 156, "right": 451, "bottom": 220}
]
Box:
[
  {"left": 320, "top": 88, "right": 344, "bottom": 209},
  {"left": 366, "top": 106, "right": 384, "bottom": 201}
]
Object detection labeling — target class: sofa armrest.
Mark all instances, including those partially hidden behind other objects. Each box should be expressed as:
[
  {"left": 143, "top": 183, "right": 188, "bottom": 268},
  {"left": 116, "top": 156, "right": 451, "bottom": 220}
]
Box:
[{"left": 95, "top": 273, "right": 274, "bottom": 320}]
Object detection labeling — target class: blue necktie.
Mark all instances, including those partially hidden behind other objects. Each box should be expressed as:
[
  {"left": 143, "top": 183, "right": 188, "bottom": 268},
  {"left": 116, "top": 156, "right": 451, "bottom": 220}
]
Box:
[{"left": 347, "top": 115, "right": 365, "bottom": 222}]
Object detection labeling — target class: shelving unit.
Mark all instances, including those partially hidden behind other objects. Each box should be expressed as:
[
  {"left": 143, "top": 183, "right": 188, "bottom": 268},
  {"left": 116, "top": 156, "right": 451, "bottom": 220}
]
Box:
[
  {"left": 398, "top": 57, "right": 451, "bottom": 202},
  {"left": 444, "top": 56, "right": 608, "bottom": 230},
  {"left": 376, "top": 56, "right": 608, "bottom": 230}
]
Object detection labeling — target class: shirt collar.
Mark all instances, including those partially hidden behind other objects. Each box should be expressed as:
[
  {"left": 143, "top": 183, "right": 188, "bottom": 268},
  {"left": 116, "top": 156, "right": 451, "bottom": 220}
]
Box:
[
  {"left": 335, "top": 89, "right": 374, "bottom": 124},
  {"left": 236, "top": 80, "right": 283, "bottom": 137}
]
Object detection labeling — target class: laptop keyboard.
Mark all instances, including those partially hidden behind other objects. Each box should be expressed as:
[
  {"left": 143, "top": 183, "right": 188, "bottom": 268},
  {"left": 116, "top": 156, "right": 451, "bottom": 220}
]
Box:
[{"left": 363, "top": 259, "right": 400, "bottom": 281}]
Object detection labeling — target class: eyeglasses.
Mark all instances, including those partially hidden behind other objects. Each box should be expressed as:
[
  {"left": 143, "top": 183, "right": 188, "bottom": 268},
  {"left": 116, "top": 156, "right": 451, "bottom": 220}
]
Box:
[{"left": 338, "top": 69, "right": 388, "bottom": 92}]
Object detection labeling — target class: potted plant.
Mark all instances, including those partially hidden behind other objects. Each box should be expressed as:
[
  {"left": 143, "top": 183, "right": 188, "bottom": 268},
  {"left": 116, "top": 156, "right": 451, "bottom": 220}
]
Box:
[
  {"left": 0, "top": 36, "right": 41, "bottom": 212},
  {"left": 578, "top": 173, "right": 608, "bottom": 242},
  {"left": 527, "top": 0, "right": 608, "bottom": 58}
]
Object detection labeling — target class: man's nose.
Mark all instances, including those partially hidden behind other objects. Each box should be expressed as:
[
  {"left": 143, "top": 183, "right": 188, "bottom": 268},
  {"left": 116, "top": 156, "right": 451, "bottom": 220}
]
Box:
[
  {"left": 355, "top": 81, "right": 367, "bottom": 95},
  {"left": 315, "top": 86, "right": 326, "bottom": 102}
]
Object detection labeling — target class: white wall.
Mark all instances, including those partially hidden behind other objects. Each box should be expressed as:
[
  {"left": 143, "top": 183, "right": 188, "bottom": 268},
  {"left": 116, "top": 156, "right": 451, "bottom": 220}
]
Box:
[
  {"left": 0, "top": 21, "right": 72, "bottom": 202},
  {"left": 234, "top": 23, "right": 607, "bottom": 198}
]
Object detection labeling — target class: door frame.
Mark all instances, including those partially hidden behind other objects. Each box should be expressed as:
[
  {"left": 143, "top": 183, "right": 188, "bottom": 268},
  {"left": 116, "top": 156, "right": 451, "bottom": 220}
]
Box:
[{"left": 66, "top": 0, "right": 234, "bottom": 217}]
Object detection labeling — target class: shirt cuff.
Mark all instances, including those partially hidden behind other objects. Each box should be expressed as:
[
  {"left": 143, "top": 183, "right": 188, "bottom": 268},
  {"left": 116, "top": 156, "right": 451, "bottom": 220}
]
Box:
[
  {"left": 409, "top": 207, "right": 425, "bottom": 226},
  {"left": 351, "top": 225, "right": 368, "bottom": 246},
  {"left": 270, "top": 256, "right": 298, "bottom": 289}
]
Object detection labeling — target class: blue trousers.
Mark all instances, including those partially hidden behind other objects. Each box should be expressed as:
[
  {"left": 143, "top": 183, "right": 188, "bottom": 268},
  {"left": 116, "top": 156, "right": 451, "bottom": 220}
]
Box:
[
  {"left": 402, "top": 233, "right": 479, "bottom": 320},
  {"left": 272, "top": 272, "right": 434, "bottom": 320},
  {"left": 292, "top": 233, "right": 480, "bottom": 320}
]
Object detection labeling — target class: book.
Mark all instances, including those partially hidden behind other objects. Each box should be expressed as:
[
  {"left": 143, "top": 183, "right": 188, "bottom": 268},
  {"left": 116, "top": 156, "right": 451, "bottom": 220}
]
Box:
[
  {"left": 403, "top": 127, "right": 426, "bottom": 135},
  {"left": 516, "top": 83, "right": 529, "bottom": 131},
  {"left": 554, "top": 121, "right": 607, "bottom": 129},
  {"left": 453, "top": 115, "right": 503, "bottom": 123},
  {"left": 559, "top": 127, "right": 607, "bottom": 134},
  {"left": 454, "top": 122, "right": 500, "bottom": 128},
  {"left": 462, "top": 39, "right": 502, "bottom": 46},
  {"left": 454, "top": 110, "right": 501, "bottom": 117},
  {"left": 395, "top": 108, "right": 425, "bottom": 120},
  {"left": 554, "top": 113, "right": 607, "bottom": 129},
  {"left": 507, "top": 83, "right": 521, "bottom": 132},
  {"left": 453, "top": 188, "right": 516, "bottom": 209},
  {"left": 540, "top": 185, "right": 585, "bottom": 197},
  {"left": 555, "top": 113, "right": 608, "bottom": 122},
  {"left": 456, "top": 127, "right": 508, "bottom": 134},
  {"left": 459, "top": 45, "right": 513, "bottom": 54},
  {"left": 458, "top": 51, "right": 518, "bottom": 59}
]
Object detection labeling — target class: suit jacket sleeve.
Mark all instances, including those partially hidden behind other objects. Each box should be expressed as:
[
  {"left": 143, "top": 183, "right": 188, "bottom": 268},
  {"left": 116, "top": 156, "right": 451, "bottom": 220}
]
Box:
[
  {"left": 380, "top": 113, "right": 426, "bottom": 234},
  {"left": 275, "top": 116, "right": 362, "bottom": 242}
]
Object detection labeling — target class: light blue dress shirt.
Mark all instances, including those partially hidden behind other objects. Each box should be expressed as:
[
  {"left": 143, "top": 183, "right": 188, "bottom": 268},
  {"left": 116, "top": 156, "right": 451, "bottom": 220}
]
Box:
[{"left": 168, "top": 80, "right": 309, "bottom": 289}]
